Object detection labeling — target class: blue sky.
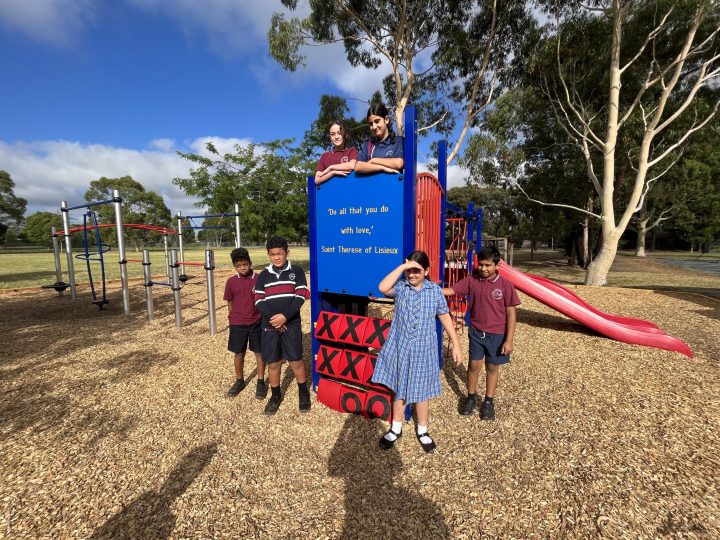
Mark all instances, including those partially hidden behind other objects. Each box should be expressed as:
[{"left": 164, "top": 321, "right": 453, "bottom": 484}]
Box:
[{"left": 1, "top": 0, "right": 467, "bottom": 218}]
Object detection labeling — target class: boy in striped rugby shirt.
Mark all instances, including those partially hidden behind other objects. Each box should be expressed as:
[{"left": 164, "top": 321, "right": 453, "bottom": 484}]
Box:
[{"left": 254, "top": 237, "right": 311, "bottom": 415}]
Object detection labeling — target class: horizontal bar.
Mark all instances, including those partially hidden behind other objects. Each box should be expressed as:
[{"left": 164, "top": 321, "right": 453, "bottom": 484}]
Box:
[
  {"left": 65, "top": 198, "right": 115, "bottom": 211},
  {"left": 183, "top": 213, "right": 240, "bottom": 219}
]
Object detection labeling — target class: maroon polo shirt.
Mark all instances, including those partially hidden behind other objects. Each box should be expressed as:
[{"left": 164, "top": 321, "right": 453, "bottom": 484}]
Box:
[
  {"left": 316, "top": 147, "right": 359, "bottom": 171},
  {"left": 451, "top": 272, "right": 520, "bottom": 334},
  {"left": 223, "top": 271, "right": 261, "bottom": 326}
]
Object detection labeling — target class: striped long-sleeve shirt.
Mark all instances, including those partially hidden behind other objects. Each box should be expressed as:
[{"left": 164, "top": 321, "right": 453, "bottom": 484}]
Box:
[{"left": 253, "top": 261, "right": 309, "bottom": 323}]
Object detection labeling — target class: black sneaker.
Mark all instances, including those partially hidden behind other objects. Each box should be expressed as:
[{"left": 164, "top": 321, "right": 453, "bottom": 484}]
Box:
[
  {"left": 299, "top": 387, "right": 311, "bottom": 413},
  {"left": 255, "top": 379, "right": 268, "bottom": 400},
  {"left": 480, "top": 399, "right": 495, "bottom": 421},
  {"left": 460, "top": 394, "right": 477, "bottom": 416},
  {"left": 227, "top": 379, "right": 245, "bottom": 397},
  {"left": 264, "top": 393, "right": 282, "bottom": 416}
]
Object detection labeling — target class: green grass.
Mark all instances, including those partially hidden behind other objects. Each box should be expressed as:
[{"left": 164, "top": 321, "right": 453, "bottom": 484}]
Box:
[
  {"left": 2, "top": 244, "right": 718, "bottom": 291},
  {"left": 509, "top": 249, "right": 720, "bottom": 290},
  {"left": 0, "top": 246, "right": 310, "bottom": 290}
]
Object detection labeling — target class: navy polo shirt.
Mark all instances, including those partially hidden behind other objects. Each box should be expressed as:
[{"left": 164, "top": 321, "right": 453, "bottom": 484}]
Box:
[{"left": 358, "top": 135, "right": 405, "bottom": 162}]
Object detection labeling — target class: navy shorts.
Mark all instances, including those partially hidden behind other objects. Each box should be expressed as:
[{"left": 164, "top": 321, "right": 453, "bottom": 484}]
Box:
[
  {"left": 468, "top": 326, "right": 510, "bottom": 365},
  {"left": 228, "top": 322, "right": 261, "bottom": 354},
  {"left": 261, "top": 320, "right": 303, "bottom": 364}
]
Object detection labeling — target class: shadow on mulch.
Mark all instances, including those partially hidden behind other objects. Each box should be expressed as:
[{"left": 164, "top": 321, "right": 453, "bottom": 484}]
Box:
[
  {"left": 98, "top": 350, "right": 183, "bottom": 383},
  {"left": 89, "top": 442, "right": 219, "bottom": 540},
  {"left": 649, "top": 289, "right": 720, "bottom": 321},
  {"left": 442, "top": 356, "right": 467, "bottom": 403},
  {"left": 518, "top": 309, "right": 592, "bottom": 335},
  {"left": 328, "top": 415, "right": 449, "bottom": 539}
]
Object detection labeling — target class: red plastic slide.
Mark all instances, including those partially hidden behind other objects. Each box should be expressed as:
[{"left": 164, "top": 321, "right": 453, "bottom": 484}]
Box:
[{"left": 499, "top": 262, "right": 693, "bottom": 358}]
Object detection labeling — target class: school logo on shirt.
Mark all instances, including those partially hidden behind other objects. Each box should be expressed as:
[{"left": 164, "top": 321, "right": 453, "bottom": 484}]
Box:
[
  {"left": 289, "top": 273, "right": 296, "bottom": 280},
  {"left": 341, "top": 156, "right": 349, "bottom": 163},
  {"left": 492, "top": 288, "right": 504, "bottom": 300}
]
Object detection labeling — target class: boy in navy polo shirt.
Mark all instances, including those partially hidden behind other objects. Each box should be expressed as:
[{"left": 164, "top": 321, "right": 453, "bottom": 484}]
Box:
[
  {"left": 254, "top": 237, "right": 311, "bottom": 415},
  {"left": 442, "top": 247, "right": 520, "bottom": 420},
  {"left": 224, "top": 247, "right": 266, "bottom": 399}
]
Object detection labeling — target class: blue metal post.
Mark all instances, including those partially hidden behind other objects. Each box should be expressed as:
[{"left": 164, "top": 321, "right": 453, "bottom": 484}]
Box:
[
  {"left": 308, "top": 175, "right": 321, "bottom": 390},
  {"left": 437, "top": 140, "right": 448, "bottom": 367},
  {"left": 402, "top": 105, "right": 417, "bottom": 257}
]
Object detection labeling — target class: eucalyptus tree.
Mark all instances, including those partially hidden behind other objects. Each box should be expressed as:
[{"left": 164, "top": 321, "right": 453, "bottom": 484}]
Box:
[
  {"left": 268, "top": 0, "right": 534, "bottom": 163},
  {"left": 533, "top": 0, "right": 720, "bottom": 284}
]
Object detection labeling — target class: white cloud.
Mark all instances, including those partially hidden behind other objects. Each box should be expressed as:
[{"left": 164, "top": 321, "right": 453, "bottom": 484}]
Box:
[
  {"left": 417, "top": 161, "right": 470, "bottom": 190},
  {"left": 187, "top": 136, "right": 252, "bottom": 158},
  {"left": 0, "top": 0, "right": 96, "bottom": 47},
  {"left": 127, "top": 0, "right": 283, "bottom": 56},
  {"left": 0, "top": 137, "right": 254, "bottom": 217},
  {"left": 149, "top": 138, "right": 176, "bottom": 152}
]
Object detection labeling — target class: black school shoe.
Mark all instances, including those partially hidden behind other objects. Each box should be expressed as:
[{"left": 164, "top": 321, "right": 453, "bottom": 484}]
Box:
[
  {"left": 299, "top": 387, "right": 311, "bottom": 413},
  {"left": 227, "top": 379, "right": 245, "bottom": 397},
  {"left": 378, "top": 429, "right": 402, "bottom": 450},
  {"left": 480, "top": 399, "right": 495, "bottom": 421},
  {"left": 264, "top": 394, "right": 283, "bottom": 415},
  {"left": 460, "top": 394, "right": 477, "bottom": 416},
  {"left": 255, "top": 379, "right": 268, "bottom": 400},
  {"left": 416, "top": 431, "right": 437, "bottom": 453}
]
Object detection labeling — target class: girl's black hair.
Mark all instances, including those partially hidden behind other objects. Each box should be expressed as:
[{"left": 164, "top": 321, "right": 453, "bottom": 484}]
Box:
[
  {"left": 328, "top": 120, "right": 348, "bottom": 149},
  {"left": 366, "top": 102, "right": 396, "bottom": 143},
  {"left": 477, "top": 246, "right": 501, "bottom": 264},
  {"left": 405, "top": 250, "right": 430, "bottom": 270}
]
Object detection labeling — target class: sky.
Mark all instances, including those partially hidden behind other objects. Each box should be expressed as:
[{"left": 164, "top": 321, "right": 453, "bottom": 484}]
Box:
[{"left": 0, "top": 0, "right": 469, "bottom": 220}]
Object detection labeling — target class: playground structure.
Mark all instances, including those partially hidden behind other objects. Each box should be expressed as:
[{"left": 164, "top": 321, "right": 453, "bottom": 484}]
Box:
[
  {"left": 308, "top": 105, "right": 693, "bottom": 421},
  {"left": 176, "top": 205, "right": 242, "bottom": 282},
  {"left": 46, "top": 193, "right": 242, "bottom": 337}
]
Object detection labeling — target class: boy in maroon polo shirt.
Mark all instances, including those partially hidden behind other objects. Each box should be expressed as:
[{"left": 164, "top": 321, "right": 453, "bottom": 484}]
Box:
[
  {"left": 224, "top": 247, "right": 266, "bottom": 399},
  {"left": 442, "top": 246, "right": 520, "bottom": 420}
]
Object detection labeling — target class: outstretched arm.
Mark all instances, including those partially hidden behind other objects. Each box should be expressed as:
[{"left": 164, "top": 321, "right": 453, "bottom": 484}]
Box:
[
  {"left": 354, "top": 159, "right": 401, "bottom": 174},
  {"left": 315, "top": 160, "right": 357, "bottom": 184}
]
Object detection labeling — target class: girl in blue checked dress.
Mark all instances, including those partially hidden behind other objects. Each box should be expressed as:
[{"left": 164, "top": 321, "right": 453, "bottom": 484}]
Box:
[{"left": 371, "top": 251, "right": 462, "bottom": 453}]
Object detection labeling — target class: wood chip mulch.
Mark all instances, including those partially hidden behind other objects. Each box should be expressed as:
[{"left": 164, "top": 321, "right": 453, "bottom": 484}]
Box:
[{"left": 1, "top": 272, "right": 718, "bottom": 539}]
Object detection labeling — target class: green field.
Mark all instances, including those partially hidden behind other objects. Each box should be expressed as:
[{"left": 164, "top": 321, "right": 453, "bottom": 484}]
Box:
[
  {"left": 2, "top": 245, "right": 718, "bottom": 291},
  {"left": 0, "top": 246, "right": 311, "bottom": 289}
]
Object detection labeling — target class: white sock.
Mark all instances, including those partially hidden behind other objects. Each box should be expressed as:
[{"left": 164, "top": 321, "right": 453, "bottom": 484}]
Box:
[
  {"left": 383, "top": 420, "right": 403, "bottom": 441},
  {"left": 417, "top": 424, "right": 432, "bottom": 445}
]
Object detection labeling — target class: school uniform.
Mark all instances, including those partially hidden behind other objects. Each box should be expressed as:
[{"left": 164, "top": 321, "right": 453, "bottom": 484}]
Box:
[
  {"left": 253, "top": 261, "right": 309, "bottom": 363},
  {"left": 371, "top": 278, "right": 448, "bottom": 403},
  {"left": 223, "top": 271, "right": 261, "bottom": 354},
  {"left": 357, "top": 135, "right": 405, "bottom": 162},
  {"left": 451, "top": 272, "right": 520, "bottom": 364},
  {"left": 316, "top": 147, "right": 358, "bottom": 171}
]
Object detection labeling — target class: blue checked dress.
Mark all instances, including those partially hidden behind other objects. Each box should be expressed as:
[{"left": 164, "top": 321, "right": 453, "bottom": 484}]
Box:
[{"left": 371, "top": 278, "right": 449, "bottom": 403}]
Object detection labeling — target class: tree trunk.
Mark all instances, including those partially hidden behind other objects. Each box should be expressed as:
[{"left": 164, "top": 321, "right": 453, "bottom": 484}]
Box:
[
  {"left": 635, "top": 218, "right": 648, "bottom": 257},
  {"left": 585, "top": 229, "right": 619, "bottom": 286},
  {"left": 582, "top": 218, "right": 589, "bottom": 266},
  {"left": 568, "top": 239, "right": 578, "bottom": 267},
  {"left": 530, "top": 239, "right": 535, "bottom": 261}
]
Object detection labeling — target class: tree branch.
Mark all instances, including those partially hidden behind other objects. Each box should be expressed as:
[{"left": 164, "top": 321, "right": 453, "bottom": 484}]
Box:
[{"left": 514, "top": 182, "right": 602, "bottom": 219}]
